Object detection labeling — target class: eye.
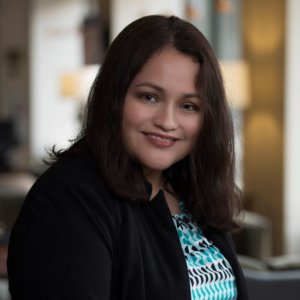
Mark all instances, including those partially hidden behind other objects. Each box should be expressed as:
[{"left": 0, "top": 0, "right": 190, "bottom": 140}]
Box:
[
  {"left": 139, "top": 93, "right": 158, "bottom": 103},
  {"left": 180, "top": 102, "right": 200, "bottom": 112}
]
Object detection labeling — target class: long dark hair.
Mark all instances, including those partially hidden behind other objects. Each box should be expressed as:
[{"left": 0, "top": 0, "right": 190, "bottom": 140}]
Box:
[{"left": 51, "top": 15, "right": 241, "bottom": 231}]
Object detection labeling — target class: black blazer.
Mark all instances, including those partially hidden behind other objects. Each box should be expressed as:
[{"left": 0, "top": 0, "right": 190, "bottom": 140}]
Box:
[{"left": 8, "top": 155, "right": 248, "bottom": 299}]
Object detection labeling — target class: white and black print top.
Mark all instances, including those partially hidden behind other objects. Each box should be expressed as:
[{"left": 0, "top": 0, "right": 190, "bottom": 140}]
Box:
[{"left": 172, "top": 205, "right": 237, "bottom": 300}]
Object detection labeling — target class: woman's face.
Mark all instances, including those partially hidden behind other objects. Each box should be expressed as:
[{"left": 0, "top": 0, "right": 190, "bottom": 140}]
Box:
[{"left": 122, "top": 47, "right": 203, "bottom": 175}]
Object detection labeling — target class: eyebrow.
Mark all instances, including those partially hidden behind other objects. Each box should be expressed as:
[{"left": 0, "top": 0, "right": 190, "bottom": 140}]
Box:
[
  {"left": 134, "top": 82, "right": 164, "bottom": 92},
  {"left": 134, "top": 82, "right": 201, "bottom": 99}
]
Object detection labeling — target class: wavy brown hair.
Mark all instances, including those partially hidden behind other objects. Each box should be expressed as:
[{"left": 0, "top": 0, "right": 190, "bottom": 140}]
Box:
[{"left": 51, "top": 15, "right": 241, "bottom": 231}]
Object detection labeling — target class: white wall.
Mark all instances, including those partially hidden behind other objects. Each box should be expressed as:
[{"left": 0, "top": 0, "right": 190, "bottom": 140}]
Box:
[
  {"left": 30, "top": 0, "right": 89, "bottom": 167},
  {"left": 110, "top": 0, "right": 185, "bottom": 40},
  {"left": 284, "top": 0, "right": 300, "bottom": 254}
]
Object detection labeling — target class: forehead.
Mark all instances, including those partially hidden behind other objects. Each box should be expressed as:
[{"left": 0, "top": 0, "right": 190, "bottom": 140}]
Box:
[{"left": 129, "top": 47, "right": 200, "bottom": 92}]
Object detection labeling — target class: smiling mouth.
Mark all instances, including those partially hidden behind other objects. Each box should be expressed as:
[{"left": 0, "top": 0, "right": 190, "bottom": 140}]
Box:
[{"left": 143, "top": 132, "right": 178, "bottom": 147}]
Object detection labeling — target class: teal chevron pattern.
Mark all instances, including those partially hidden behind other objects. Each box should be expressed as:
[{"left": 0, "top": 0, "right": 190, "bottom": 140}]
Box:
[{"left": 172, "top": 206, "right": 237, "bottom": 300}]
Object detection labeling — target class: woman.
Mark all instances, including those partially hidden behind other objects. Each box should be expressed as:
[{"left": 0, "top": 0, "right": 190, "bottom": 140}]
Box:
[{"left": 8, "top": 15, "right": 248, "bottom": 299}]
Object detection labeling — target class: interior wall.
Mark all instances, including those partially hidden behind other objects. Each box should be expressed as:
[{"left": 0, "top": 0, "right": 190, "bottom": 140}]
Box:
[
  {"left": 110, "top": 0, "right": 185, "bottom": 40},
  {"left": 284, "top": 0, "right": 300, "bottom": 255},
  {"left": 242, "top": 0, "right": 285, "bottom": 255},
  {"left": 0, "top": 0, "right": 30, "bottom": 169},
  {"left": 29, "top": 0, "right": 89, "bottom": 169},
  {"left": 0, "top": 0, "right": 28, "bottom": 117}
]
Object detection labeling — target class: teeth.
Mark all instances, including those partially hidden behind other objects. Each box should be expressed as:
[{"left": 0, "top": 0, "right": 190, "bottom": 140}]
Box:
[{"left": 148, "top": 134, "right": 173, "bottom": 142}]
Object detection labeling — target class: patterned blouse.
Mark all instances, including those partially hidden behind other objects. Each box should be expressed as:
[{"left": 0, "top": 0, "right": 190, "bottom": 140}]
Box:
[{"left": 172, "top": 206, "right": 237, "bottom": 300}]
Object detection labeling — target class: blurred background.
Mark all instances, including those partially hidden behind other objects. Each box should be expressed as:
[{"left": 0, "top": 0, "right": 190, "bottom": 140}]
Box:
[{"left": 0, "top": 0, "right": 300, "bottom": 299}]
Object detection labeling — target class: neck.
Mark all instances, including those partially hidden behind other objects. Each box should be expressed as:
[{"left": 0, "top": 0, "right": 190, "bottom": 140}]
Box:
[
  {"left": 144, "top": 169, "right": 180, "bottom": 214},
  {"left": 144, "top": 170, "right": 163, "bottom": 199}
]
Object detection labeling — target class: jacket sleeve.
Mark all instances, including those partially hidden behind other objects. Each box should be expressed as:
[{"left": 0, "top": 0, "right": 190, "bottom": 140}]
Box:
[{"left": 7, "top": 177, "right": 117, "bottom": 300}]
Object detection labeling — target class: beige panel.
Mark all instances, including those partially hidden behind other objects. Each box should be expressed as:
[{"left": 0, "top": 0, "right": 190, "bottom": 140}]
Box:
[{"left": 242, "top": 0, "right": 285, "bottom": 255}]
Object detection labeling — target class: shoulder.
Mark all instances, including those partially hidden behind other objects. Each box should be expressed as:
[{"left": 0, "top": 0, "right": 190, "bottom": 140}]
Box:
[
  {"left": 31, "top": 154, "right": 114, "bottom": 204},
  {"left": 38, "top": 154, "right": 101, "bottom": 187},
  {"left": 18, "top": 155, "right": 121, "bottom": 242},
  {"left": 8, "top": 156, "right": 119, "bottom": 298}
]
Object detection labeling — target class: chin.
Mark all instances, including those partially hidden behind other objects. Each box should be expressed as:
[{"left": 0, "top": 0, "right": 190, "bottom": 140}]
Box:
[{"left": 141, "top": 160, "right": 177, "bottom": 173}]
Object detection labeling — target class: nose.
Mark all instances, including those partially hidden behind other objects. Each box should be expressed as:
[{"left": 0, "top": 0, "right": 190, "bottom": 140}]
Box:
[{"left": 153, "top": 104, "right": 178, "bottom": 132}]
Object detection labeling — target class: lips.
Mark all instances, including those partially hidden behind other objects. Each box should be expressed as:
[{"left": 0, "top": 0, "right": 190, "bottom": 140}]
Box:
[{"left": 143, "top": 132, "right": 178, "bottom": 147}]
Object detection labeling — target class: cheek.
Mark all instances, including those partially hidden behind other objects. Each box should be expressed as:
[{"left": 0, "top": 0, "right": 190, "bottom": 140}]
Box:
[
  {"left": 122, "top": 103, "right": 139, "bottom": 137},
  {"left": 123, "top": 99, "right": 151, "bottom": 128},
  {"left": 122, "top": 100, "right": 135, "bottom": 125},
  {"left": 122, "top": 100, "right": 134, "bottom": 141},
  {"left": 183, "top": 119, "right": 203, "bottom": 153},
  {"left": 185, "top": 117, "right": 203, "bottom": 140}
]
